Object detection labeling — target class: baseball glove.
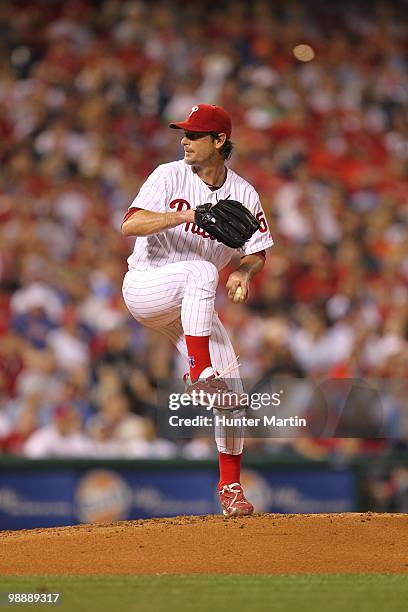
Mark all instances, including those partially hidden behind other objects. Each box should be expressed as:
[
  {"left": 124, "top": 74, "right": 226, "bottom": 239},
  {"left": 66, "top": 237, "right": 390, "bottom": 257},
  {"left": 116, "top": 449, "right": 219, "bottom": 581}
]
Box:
[{"left": 194, "top": 199, "right": 261, "bottom": 249}]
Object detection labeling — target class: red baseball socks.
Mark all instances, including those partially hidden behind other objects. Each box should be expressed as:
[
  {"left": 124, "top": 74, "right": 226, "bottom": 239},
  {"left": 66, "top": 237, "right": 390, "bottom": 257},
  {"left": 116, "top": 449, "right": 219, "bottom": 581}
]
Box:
[
  {"left": 218, "top": 451, "right": 242, "bottom": 490},
  {"left": 185, "top": 335, "right": 213, "bottom": 381}
]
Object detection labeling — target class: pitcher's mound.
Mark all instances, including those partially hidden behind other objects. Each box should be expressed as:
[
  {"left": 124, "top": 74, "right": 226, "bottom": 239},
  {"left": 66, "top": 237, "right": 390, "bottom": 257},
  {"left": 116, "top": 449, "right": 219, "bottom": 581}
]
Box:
[{"left": 2, "top": 513, "right": 408, "bottom": 575}]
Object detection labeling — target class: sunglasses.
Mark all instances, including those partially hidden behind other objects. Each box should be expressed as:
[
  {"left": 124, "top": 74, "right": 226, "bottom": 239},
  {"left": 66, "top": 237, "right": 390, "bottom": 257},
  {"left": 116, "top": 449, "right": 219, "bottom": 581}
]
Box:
[{"left": 183, "top": 131, "right": 218, "bottom": 141}]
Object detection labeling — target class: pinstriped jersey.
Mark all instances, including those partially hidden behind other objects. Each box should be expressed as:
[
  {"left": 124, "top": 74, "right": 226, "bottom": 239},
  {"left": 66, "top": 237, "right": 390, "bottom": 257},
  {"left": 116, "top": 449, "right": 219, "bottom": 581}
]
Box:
[{"left": 127, "top": 160, "right": 274, "bottom": 271}]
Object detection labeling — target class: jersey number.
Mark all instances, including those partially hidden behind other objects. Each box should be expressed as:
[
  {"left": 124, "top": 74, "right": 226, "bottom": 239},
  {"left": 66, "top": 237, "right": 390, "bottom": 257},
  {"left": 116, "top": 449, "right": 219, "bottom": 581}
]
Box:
[{"left": 256, "top": 211, "right": 268, "bottom": 233}]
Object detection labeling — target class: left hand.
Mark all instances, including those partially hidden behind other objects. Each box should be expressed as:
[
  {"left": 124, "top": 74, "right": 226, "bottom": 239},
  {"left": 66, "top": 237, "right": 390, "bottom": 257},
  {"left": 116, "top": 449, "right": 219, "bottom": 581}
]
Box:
[{"left": 226, "top": 270, "right": 250, "bottom": 304}]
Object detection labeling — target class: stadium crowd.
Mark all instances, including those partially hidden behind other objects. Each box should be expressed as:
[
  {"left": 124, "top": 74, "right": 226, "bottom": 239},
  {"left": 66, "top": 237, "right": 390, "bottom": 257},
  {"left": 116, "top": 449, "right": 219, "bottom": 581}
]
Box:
[{"left": 0, "top": 0, "right": 407, "bottom": 460}]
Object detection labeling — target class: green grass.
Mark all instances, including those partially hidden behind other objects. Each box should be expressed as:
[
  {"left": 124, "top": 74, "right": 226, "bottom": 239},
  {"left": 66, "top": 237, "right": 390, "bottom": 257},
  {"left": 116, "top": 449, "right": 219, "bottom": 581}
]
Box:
[{"left": 0, "top": 575, "right": 407, "bottom": 612}]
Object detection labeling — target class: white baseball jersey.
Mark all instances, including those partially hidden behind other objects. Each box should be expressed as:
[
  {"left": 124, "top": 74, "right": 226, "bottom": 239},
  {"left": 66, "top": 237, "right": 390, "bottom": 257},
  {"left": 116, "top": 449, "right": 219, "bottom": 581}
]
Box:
[{"left": 126, "top": 160, "right": 274, "bottom": 271}]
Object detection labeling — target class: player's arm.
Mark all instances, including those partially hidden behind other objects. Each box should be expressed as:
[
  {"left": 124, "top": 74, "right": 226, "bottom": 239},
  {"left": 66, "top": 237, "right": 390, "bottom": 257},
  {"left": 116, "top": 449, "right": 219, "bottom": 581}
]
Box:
[
  {"left": 122, "top": 208, "right": 195, "bottom": 237},
  {"left": 122, "top": 166, "right": 195, "bottom": 237},
  {"left": 226, "top": 252, "right": 266, "bottom": 303},
  {"left": 226, "top": 190, "right": 273, "bottom": 303}
]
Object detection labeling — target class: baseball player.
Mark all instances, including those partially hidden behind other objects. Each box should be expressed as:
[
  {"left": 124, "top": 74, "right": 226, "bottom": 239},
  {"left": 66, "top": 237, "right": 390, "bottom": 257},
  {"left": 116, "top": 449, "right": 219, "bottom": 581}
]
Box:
[{"left": 121, "top": 104, "right": 273, "bottom": 516}]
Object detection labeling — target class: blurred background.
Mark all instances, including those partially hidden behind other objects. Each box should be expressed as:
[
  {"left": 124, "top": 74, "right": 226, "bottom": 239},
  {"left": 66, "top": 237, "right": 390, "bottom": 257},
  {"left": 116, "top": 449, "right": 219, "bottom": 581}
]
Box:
[{"left": 0, "top": 0, "right": 407, "bottom": 525}]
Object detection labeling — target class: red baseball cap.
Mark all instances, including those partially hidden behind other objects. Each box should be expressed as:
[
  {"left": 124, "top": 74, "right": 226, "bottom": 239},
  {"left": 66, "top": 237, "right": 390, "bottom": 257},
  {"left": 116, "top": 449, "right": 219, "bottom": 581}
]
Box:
[{"left": 169, "top": 104, "right": 232, "bottom": 138}]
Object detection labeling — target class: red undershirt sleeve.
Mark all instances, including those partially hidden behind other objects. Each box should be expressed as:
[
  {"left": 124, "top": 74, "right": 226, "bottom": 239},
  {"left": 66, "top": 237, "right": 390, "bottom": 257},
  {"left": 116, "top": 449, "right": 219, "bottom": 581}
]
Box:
[{"left": 121, "top": 207, "right": 142, "bottom": 227}]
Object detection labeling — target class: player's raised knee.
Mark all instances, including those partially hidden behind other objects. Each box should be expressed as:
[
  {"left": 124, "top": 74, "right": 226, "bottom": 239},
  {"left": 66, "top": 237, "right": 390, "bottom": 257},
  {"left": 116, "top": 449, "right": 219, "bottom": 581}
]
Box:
[{"left": 193, "top": 261, "right": 219, "bottom": 284}]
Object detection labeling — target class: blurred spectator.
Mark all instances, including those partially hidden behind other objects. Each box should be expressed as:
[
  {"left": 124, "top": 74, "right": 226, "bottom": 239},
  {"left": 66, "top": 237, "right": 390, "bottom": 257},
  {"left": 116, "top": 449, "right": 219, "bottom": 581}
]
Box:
[
  {"left": 46, "top": 305, "right": 90, "bottom": 371},
  {"left": 2, "top": 403, "right": 38, "bottom": 455},
  {"left": 23, "top": 404, "right": 93, "bottom": 458},
  {"left": 87, "top": 392, "right": 177, "bottom": 458},
  {"left": 87, "top": 392, "right": 151, "bottom": 446}
]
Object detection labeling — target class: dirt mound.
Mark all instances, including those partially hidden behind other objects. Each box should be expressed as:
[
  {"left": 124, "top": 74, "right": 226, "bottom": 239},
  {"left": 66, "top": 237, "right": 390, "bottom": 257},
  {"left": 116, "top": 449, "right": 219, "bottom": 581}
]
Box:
[{"left": 1, "top": 513, "right": 408, "bottom": 575}]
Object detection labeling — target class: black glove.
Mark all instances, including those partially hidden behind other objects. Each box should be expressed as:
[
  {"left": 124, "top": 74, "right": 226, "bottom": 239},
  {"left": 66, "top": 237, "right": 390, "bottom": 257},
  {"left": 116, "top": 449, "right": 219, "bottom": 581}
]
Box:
[{"left": 194, "top": 199, "right": 261, "bottom": 249}]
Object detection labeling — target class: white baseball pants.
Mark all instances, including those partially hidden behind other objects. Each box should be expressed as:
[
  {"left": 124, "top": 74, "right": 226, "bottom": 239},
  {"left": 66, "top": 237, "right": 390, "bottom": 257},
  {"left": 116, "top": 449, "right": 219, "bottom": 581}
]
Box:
[{"left": 122, "top": 260, "right": 244, "bottom": 454}]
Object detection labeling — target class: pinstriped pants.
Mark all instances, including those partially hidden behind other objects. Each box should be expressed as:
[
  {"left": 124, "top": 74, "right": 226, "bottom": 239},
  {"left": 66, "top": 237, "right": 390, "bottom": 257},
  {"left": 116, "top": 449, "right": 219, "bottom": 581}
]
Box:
[{"left": 122, "top": 260, "right": 244, "bottom": 454}]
